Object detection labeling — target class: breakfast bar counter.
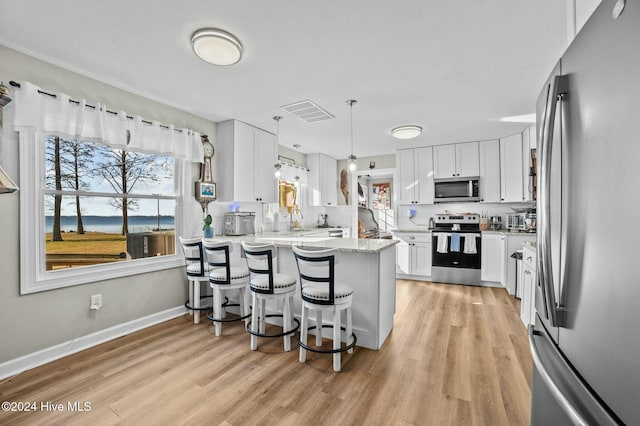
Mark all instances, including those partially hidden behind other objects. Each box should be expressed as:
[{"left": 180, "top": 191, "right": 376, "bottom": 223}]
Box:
[{"left": 217, "top": 232, "right": 398, "bottom": 350}]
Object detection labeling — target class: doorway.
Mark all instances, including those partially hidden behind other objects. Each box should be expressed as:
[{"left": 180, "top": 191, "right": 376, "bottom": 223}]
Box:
[{"left": 357, "top": 169, "right": 395, "bottom": 232}]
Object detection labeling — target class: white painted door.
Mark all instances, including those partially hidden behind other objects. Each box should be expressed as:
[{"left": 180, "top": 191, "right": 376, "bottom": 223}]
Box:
[
  {"left": 455, "top": 141, "right": 480, "bottom": 177},
  {"left": 479, "top": 139, "right": 501, "bottom": 203},
  {"left": 233, "top": 121, "right": 256, "bottom": 202},
  {"left": 500, "top": 133, "right": 524, "bottom": 202},
  {"left": 414, "top": 147, "right": 434, "bottom": 204},
  {"left": 253, "top": 128, "right": 277, "bottom": 203},
  {"left": 320, "top": 153, "right": 338, "bottom": 206},
  {"left": 412, "top": 241, "right": 432, "bottom": 276},
  {"left": 397, "top": 149, "right": 417, "bottom": 204},
  {"left": 433, "top": 144, "right": 456, "bottom": 178},
  {"left": 396, "top": 239, "right": 410, "bottom": 274},
  {"left": 520, "top": 263, "right": 534, "bottom": 326},
  {"left": 480, "top": 233, "right": 506, "bottom": 284}
]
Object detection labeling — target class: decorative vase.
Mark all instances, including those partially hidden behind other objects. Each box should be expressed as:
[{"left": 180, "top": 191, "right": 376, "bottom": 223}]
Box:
[{"left": 203, "top": 227, "right": 214, "bottom": 239}]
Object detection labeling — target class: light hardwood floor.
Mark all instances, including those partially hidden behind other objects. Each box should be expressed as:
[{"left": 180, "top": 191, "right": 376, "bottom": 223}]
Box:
[{"left": 0, "top": 280, "right": 532, "bottom": 425}]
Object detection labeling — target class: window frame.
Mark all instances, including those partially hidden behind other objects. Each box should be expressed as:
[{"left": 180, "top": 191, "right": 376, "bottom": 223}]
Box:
[{"left": 20, "top": 131, "right": 186, "bottom": 295}]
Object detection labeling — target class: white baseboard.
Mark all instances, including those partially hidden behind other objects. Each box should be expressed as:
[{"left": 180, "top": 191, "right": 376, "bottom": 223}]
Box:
[{"left": 0, "top": 306, "right": 187, "bottom": 381}]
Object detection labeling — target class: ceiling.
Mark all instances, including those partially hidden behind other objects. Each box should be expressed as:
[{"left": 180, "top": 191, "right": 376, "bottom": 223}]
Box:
[{"left": 0, "top": 1, "right": 568, "bottom": 160}]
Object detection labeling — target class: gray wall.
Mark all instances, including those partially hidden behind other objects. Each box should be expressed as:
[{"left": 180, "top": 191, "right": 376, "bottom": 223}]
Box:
[{"left": 0, "top": 45, "right": 215, "bottom": 363}]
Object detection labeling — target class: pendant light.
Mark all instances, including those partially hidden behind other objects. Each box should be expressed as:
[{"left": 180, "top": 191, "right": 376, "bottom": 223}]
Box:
[
  {"left": 346, "top": 99, "right": 358, "bottom": 172},
  {"left": 273, "top": 116, "right": 283, "bottom": 178}
]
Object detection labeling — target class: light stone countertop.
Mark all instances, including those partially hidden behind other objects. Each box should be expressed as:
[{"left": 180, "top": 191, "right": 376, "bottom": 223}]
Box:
[
  {"left": 211, "top": 231, "right": 398, "bottom": 254},
  {"left": 391, "top": 228, "right": 432, "bottom": 233},
  {"left": 481, "top": 230, "right": 537, "bottom": 237}
]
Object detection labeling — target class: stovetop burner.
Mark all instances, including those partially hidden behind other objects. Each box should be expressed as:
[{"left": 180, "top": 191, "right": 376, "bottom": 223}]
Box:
[{"left": 432, "top": 213, "right": 481, "bottom": 232}]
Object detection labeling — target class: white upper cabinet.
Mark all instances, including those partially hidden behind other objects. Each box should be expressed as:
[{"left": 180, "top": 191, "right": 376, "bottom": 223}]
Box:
[
  {"left": 216, "top": 120, "right": 277, "bottom": 203},
  {"left": 433, "top": 141, "right": 479, "bottom": 178},
  {"left": 500, "top": 133, "right": 524, "bottom": 202},
  {"left": 456, "top": 141, "right": 480, "bottom": 177},
  {"left": 307, "top": 153, "right": 338, "bottom": 206},
  {"left": 396, "top": 147, "right": 434, "bottom": 204},
  {"left": 479, "top": 139, "right": 501, "bottom": 203},
  {"left": 433, "top": 144, "right": 456, "bottom": 178}
]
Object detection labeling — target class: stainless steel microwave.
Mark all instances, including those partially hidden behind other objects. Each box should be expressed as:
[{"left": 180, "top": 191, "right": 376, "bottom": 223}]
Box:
[{"left": 434, "top": 176, "right": 480, "bottom": 203}]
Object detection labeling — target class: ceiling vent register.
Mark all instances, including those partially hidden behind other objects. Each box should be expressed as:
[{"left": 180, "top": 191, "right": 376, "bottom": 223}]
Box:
[{"left": 281, "top": 100, "right": 334, "bottom": 123}]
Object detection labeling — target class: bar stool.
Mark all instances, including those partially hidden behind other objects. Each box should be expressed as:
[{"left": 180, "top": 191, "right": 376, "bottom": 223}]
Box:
[
  {"left": 178, "top": 236, "right": 213, "bottom": 324},
  {"left": 241, "top": 242, "right": 300, "bottom": 351},
  {"left": 202, "top": 240, "right": 251, "bottom": 336},
  {"left": 292, "top": 246, "right": 357, "bottom": 372}
]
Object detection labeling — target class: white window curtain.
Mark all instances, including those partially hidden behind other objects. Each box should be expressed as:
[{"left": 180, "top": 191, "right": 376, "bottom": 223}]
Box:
[
  {"left": 279, "top": 162, "right": 308, "bottom": 185},
  {"left": 11, "top": 81, "right": 204, "bottom": 161}
]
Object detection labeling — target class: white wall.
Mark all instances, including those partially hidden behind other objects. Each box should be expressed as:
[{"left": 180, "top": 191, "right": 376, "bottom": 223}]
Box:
[
  {"left": 567, "top": 0, "right": 602, "bottom": 44},
  {"left": 0, "top": 44, "right": 214, "bottom": 363}
]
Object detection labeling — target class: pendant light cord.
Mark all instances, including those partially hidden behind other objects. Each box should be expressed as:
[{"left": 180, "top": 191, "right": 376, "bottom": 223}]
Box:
[
  {"left": 273, "top": 115, "right": 282, "bottom": 146},
  {"left": 347, "top": 99, "right": 357, "bottom": 157}
]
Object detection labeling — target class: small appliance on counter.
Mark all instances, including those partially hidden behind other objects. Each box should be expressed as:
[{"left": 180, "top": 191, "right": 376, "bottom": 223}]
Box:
[
  {"left": 490, "top": 216, "right": 502, "bottom": 230},
  {"left": 524, "top": 208, "right": 536, "bottom": 232},
  {"left": 506, "top": 209, "right": 536, "bottom": 232},
  {"left": 223, "top": 212, "right": 255, "bottom": 236}
]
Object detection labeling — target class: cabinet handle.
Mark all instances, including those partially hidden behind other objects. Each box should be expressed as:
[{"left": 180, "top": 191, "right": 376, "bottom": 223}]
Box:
[
  {"left": 527, "top": 256, "right": 533, "bottom": 261},
  {"left": 524, "top": 270, "right": 531, "bottom": 275}
]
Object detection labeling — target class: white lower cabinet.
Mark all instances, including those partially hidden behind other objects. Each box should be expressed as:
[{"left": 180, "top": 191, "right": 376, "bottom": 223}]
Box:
[
  {"left": 480, "top": 233, "right": 506, "bottom": 285},
  {"left": 520, "top": 244, "right": 537, "bottom": 327},
  {"left": 394, "top": 232, "right": 432, "bottom": 277}
]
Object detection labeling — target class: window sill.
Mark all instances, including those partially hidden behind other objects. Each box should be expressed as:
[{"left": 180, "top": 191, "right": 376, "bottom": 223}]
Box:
[{"left": 21, "top": 255, "right": 185, "bottom": 295}]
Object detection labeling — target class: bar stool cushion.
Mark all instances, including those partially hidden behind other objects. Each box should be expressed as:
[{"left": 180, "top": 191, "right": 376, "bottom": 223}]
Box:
[
  {"left": 186, "top": 262, "right": 215, "bottom": 276},
  {"left": 249, "top": 273, "right": 296, "bottom": 293},
  {"left": 210, "top": 266, "right": 250, "bottom": 283},
  {"left": 301, "top": 282, "right": 353, "bottom": 303}
]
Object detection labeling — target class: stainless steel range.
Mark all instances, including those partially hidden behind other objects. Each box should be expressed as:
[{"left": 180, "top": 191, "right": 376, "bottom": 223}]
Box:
[{"left": 431, "top": 213, "right": 482, "bottom": 286}]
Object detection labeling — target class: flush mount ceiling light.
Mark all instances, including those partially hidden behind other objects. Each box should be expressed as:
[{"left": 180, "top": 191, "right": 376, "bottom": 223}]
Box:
[
  {"left": 391, "top": 125, "right": 422, "bottom": 139},
  {"left": 191, "top": 28, "right": 243, "bottom": 66}
]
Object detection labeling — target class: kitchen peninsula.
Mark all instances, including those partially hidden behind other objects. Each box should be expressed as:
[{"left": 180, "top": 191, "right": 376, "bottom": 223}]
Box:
[{"left": 220, "top": 231, "right": 398, "bottom": 350}]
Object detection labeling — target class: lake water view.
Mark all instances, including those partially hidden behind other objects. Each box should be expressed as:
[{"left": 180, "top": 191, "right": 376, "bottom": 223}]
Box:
[{"left": 45, "top": 215, "right": 175, "bottom": 234}]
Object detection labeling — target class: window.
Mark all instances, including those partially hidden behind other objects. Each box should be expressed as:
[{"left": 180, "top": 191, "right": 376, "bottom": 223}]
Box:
[
  {"left": 43, "top": 136, "right": 176, "bottom": 271},
  {"left": 19, "top": 132, "right": 187, "bottom": 294},
  {"left": 13, "top": 81, "right": 202, "bottom": 294}
]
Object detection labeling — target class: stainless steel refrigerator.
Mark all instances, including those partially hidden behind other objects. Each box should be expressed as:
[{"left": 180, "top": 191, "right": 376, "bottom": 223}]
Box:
[{"left": 531, "top": 1, "right": 640, "bottom": 424}]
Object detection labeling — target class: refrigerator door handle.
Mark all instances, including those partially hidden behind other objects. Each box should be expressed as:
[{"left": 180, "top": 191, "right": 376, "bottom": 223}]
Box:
[
  {"left": 529, "top": 326, "right": 588, "bottom": 426},
  {"left": 538, "top": 74, "right": 567, "bottom": 327}
]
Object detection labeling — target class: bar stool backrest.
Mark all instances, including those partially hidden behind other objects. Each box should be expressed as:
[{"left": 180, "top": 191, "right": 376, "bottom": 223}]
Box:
[
  {"left": 292, "top": 246, "right": 338, "bottom": 305},
  {"left": 202, "top": 240, "right": 233, "bottom": 285},
  {"left": 241, "top": 242, "right": 277, "bottom": 294},
  {"left": 179, "top": 236, "right": 205, "bottom": 278}
]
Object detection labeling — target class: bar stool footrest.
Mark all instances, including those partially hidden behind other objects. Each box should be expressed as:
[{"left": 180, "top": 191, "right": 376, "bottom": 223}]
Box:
[
  {"left": 206, "top": 303, "right": 252, "bottom": 323},
  {"left": 247, "top": 314, "right": 300, "bottom": 338},
  {"left": 184, "top": 295, "right": 213, "bottom": 312},
  {"left": 297, "top": 325, "right": 357, "bottom": 354}
]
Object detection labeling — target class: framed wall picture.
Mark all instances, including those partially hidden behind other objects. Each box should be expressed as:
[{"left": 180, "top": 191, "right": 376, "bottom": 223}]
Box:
[{"left": 195, "top": 181, "right": 216, "bottom": 203}]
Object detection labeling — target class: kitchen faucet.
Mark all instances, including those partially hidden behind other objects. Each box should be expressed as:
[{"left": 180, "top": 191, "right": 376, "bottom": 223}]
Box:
[{"left": 290, "top": 205, "right": 303, "bottom": 229}]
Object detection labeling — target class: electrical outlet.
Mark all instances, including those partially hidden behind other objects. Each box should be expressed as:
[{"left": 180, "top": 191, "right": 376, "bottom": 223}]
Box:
[{"left": 90, "top": 294, "right": 102, "bottom": 310}]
